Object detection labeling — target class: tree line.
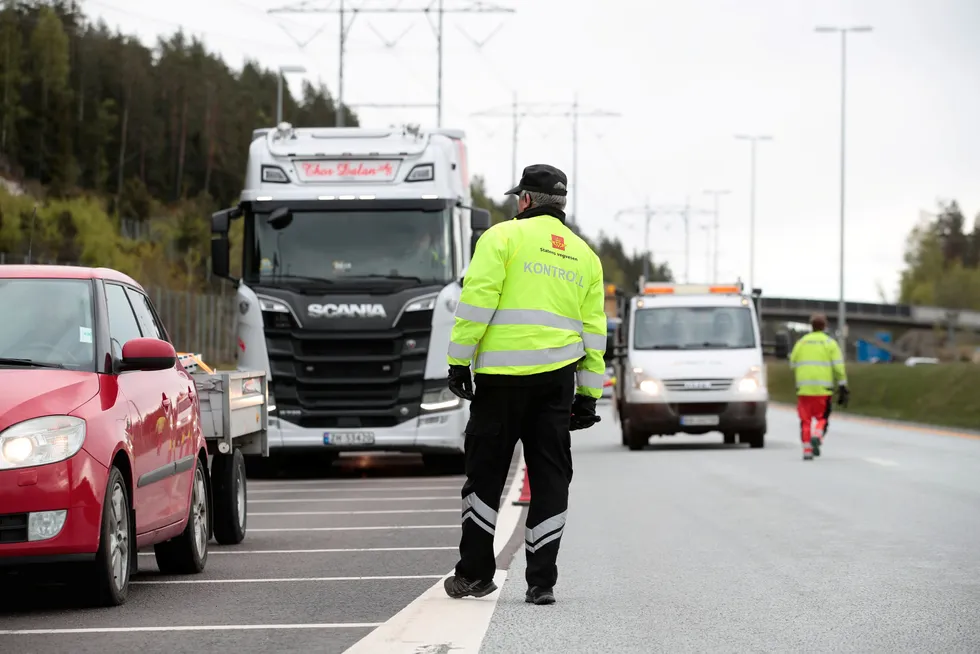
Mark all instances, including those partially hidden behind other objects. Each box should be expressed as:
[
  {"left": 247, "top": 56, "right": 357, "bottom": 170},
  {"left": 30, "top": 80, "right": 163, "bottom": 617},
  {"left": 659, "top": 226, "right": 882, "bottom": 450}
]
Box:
[
  {"left": 899, "top": 201, "right": 980, "bottom": 310},
  {"left": 0, "top": 1, "right": 671, "bottom": 292}
]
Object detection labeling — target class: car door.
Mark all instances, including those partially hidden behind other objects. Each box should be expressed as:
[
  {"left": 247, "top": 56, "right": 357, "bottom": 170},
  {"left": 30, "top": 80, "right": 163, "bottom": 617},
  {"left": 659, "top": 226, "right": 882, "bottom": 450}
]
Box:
[
  {"left": 104, "top": 282, "right": 177, "bottom": 534},
  {"left": 126, "top": 286, "right": 197, "bottom": 512}
]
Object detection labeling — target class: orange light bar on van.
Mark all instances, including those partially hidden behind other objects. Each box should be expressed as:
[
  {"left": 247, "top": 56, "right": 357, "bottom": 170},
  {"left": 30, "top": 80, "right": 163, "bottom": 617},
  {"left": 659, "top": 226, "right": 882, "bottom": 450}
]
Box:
[{"left": 642, "top": 283, "right": 744, "bottom": 295}]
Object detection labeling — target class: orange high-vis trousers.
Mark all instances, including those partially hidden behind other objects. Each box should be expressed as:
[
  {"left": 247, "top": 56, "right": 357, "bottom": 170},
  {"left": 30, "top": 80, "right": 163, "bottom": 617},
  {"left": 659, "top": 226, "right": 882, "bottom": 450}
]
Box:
[{"left": 797, "top": 395, "right": 832, "bottom": 449}]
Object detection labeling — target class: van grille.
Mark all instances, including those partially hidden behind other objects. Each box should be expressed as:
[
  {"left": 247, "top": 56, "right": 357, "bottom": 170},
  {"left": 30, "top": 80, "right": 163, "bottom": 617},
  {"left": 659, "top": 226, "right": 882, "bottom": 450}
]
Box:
[{"left": 662, "top": 378, "right": 732, "bottom": 392}]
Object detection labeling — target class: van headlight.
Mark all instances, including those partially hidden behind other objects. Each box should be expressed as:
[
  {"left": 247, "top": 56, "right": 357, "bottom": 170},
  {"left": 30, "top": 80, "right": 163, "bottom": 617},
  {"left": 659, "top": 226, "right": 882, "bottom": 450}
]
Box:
[
  {"left": 421, "top": 386, "right": 462, "bottom": 412},
  {"left": 0, "top": 416, "right": 86, "bottom": 470},
  {"left": 632, "top": 368, "right": 663, "bottom": 396},
  {"left": 736, "top": 367, "right": 764, "bottom": 393}
]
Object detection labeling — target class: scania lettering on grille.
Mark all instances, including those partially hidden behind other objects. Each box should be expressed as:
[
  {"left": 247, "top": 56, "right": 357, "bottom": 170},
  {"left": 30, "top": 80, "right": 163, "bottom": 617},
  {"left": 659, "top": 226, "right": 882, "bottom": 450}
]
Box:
[{"left": 307, "top": 303, "right": 387, "bottom": 318}]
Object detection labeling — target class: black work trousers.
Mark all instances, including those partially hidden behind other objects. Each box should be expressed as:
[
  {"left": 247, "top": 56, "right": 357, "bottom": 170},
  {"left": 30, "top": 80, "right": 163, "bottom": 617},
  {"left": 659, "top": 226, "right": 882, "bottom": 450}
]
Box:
[{"left": 454, "top": 362, "right": 576, "bottom": 590}]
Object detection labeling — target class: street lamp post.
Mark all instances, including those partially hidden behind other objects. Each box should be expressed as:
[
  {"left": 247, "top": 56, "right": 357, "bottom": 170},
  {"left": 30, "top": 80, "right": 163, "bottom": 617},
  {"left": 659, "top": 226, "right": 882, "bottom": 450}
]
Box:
[
  {"left": 277, "top": 65, "right": 307, "bottom": 125},
  {"left": 703, "top": 189, "right": 731, "bottom": 280},
  {"left": 815, "top": 25, "right": 872, "bottom": 358},
  {"left": 734, "top": 135, "right": 772, "bottom": 292}
]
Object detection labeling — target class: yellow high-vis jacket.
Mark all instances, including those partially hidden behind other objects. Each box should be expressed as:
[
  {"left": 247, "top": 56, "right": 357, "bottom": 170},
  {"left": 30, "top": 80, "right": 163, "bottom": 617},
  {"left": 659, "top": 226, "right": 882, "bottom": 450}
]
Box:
[
  {"left": 447, "top": 212, "right": 607, "bottom": 399},
  {"left": 789, "top": 330, "right": 848, "bottom": 396}
]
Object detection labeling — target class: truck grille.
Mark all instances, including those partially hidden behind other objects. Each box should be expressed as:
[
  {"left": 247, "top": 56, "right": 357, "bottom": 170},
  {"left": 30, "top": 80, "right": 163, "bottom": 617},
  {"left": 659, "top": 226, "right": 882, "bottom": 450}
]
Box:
[
  {"left": 662, "top": 378, "right": 732, "bottom": 392},
  {"left": 263, "top": 309, "right": 433, "bottom": 429},
  {"left": 0, "top": 513, "right": 28, "bottom": 543}
]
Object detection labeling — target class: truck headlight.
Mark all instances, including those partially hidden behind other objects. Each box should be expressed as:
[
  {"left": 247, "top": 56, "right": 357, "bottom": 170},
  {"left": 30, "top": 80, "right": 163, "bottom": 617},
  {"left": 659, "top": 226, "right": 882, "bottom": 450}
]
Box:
[
  {"left": 737, "top": 367, "right": 764, "bottom": 393},
  {"left": 421, "top": 387, "right": 461, "bottom": 412},
  {"left": 0, "top": 416, "right": 86, "bottom": 470}
]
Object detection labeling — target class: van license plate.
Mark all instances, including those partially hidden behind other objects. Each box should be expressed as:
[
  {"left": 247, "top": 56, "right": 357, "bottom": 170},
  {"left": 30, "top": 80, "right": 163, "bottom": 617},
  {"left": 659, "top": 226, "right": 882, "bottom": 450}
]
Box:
[
  {"left": 324, "top": 431, "right": 376, "bottom": 446},
  {"left": 680, "top": 415, "right": 720, "bottom": 426}
]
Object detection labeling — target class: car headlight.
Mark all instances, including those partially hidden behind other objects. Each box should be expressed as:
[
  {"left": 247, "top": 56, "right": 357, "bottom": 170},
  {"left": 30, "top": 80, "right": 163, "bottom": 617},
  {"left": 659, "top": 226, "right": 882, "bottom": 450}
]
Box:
[
  {"left": 632, "top": 368, "right": 663, "bottom": 395},
  {"left": 737, "top": 367, "right": 764, "bottom": 393},
  {"left": 421, "top": 386, "right": 462, "bottom": 412},
  {"left": 0, "top": 416, "right": 86, "bottom": 470}
]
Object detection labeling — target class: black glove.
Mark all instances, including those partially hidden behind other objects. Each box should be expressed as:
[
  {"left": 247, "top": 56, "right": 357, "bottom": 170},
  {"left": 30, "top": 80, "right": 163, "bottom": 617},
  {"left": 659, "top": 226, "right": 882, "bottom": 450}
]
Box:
[
  {"left": 569, "top": 394, "right": 601, "bottom": 431},
  {"left": 837, "top": 385, "right": 850, "bottom": 408},
  {"left": 448, "top": 365, "right": 475, "bottom": 401}
]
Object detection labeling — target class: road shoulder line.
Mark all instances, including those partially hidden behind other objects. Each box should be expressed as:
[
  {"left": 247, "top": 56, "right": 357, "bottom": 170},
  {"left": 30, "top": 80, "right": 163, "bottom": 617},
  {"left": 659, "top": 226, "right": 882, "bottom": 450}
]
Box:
[
  {"left": 770, "top": 402, "right": 980, "bottom": 441},
  {"left": 342, "top": 449, "right": 527, "bottom": 654}
]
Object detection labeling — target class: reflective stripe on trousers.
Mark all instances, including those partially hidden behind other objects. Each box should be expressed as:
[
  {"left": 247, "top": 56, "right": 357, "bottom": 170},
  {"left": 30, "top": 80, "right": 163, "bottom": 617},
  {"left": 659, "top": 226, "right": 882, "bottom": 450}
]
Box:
[
  {"left": 462, "top": 492, "right": 497, "bottom": 536},
  {"left": 526, "top": 510, "right": 567, "bottom": 554}
]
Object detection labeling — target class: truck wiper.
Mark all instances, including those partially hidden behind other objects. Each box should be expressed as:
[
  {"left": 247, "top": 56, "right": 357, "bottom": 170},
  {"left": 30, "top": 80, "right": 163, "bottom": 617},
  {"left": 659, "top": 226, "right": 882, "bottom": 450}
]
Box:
[
  {"left": 0, "top": 357, "right": 67, "bottom": 369},
  {"left": 683, "top": 342, "right": 733, "bottom": 349},
  {"left": 342, "top": 274, "right": 424, "bottom": 283},
  {"left": 267, "top": 274, "right": 334, "bottom": 285}
]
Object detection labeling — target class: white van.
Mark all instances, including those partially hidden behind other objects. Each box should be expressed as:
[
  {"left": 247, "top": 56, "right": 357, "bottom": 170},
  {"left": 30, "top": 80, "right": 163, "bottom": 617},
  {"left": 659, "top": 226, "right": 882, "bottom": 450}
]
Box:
[{"left": 611, "top": 282, "right": 768, "bottom": 451}]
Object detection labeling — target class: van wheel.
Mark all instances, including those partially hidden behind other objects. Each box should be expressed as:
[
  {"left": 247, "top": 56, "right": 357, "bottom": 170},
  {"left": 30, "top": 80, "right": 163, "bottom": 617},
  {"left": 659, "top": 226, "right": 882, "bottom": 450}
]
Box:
[
  {"left": 91, "top": 466, "right": 132, "bottom": 607},
  {"left": 624, "top": 421, "right": 647, "bottom": 451},
  {"left": 742, "top": 430, "right": 765, "bottom": 449},
  {"left": 212, "top": 449, "right": 247, "bottom": 545},
  {"left": 154, "top": 457, "right": 209, "bottom": 575}
]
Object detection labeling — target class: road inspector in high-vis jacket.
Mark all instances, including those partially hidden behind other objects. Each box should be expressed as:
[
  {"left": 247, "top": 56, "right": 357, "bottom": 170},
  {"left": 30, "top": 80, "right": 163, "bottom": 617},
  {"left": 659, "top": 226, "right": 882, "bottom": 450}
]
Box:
[
  {"left": 790, "top": 313, "right": 850, "bottom": 461},
  {"left": 442, "top": 164, "right": 606, "bottom": 606}
]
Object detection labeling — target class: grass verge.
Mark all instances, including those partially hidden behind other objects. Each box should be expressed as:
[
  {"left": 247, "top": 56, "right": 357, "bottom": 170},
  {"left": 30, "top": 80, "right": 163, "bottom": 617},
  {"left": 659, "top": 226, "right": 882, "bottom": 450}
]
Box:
[{"left": 765, "top": 361, "right": 980, "bottom": 431}]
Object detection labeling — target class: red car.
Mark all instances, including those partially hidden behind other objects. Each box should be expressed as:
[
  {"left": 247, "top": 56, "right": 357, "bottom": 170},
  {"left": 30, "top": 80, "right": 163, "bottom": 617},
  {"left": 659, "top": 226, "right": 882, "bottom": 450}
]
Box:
[{"left": 0, "top": 265, "right": 210, "bottom": 606}]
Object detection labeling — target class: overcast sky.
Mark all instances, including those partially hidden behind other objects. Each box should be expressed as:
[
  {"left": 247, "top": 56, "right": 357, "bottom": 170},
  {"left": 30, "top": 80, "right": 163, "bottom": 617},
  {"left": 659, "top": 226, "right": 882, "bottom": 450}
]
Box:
[{"left": 85, "top": 0, "right": 980, "bottom": 303}]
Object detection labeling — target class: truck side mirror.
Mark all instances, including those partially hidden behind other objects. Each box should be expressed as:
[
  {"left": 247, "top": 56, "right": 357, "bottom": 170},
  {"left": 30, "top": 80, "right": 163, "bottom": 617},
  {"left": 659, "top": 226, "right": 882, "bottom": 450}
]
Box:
[
  {"left": 211, "top": 207, "right": 239, "bottom": 234},
  {"left": 268, "top": 207, "right": 293, "bottom": 230},
  {"left": 211, "top": 236, "right": 230, "bottom": 279},
  {"left": 470, "top": 207, "right": 491, "bottom": 231}
]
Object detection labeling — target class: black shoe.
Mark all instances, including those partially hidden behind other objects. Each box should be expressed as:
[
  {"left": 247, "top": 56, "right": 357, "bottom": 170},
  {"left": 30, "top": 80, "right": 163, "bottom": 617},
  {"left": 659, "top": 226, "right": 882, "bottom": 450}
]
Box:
[
  {"left": 525, "top": 586, "right": 556, "bottom": 605},
  {"left": 444, "top": 575, "right": 497, "bottom": 599},
  {"left": 812, "top": 436, "right": 822, "bottom": 457}
]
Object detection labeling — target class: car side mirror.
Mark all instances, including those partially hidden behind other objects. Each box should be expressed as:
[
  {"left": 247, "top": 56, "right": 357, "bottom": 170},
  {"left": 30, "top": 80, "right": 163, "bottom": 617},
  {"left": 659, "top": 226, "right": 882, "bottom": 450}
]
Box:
[
  {"left": 118, "top": 338, "right": 177, "bottom": 373},
  {"left": 774, "top": 331, "right": 790, "bottom": 360}
]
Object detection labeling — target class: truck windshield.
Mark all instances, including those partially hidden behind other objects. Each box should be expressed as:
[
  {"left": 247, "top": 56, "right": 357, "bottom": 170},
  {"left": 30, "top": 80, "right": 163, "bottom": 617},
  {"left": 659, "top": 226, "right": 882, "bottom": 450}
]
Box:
[
  {"left": 249, "top": 209, "right": 454, "bottom": 285},
  {"left": 633, "top": 306, "right": 756, "bottom": 350},
  {"left": 0, "top": 278, "right": 96, "bottom": 371}
]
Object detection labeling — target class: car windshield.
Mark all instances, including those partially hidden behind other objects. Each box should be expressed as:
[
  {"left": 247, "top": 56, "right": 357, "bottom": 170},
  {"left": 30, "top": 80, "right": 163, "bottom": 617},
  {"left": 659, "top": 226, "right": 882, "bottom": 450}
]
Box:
[
  {"left": 633, "top": 306, "right": 756, "bottom": 350},
  {"left": 248, "top": 208, "right": 454, "bottom": 285},
  {"left": 0, "top": 278, "right": 96, "bottom": 370}
]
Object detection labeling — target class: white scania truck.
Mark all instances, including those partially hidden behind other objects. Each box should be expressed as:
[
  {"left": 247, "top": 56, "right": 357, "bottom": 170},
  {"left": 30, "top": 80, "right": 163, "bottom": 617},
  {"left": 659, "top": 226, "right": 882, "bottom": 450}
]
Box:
[{"left": 208, "top": 123, "right": 491, "bottom": 471}]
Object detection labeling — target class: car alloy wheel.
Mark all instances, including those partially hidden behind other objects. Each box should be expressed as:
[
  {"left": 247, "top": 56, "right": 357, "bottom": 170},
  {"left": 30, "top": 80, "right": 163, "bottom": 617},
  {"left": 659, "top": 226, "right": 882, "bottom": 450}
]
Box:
[
  {"left": 108, "top": 480, "right": 130, "bottom": 592},
  {"left": 192, "top": 465, "right": 208, "bottom": 558}
]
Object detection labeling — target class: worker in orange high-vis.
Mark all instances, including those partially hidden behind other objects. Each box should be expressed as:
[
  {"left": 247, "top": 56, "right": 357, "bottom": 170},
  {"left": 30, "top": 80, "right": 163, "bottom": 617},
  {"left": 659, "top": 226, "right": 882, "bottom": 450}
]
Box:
[{"left": 789, "top": 313, "right": 850, "bottom": 460}]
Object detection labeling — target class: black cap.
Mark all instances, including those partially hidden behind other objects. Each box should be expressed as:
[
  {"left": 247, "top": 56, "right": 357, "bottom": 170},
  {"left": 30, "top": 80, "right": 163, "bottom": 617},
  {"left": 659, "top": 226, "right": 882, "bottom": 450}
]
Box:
[{"left": 504, "top": 164, "right": 568, "bottom": 197}]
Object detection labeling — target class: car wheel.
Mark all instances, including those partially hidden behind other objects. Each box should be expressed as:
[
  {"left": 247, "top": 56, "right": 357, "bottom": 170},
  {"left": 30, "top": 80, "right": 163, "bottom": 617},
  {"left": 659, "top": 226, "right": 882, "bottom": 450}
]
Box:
[
  {"left": 212, "top": 449, "right": 247, "bottom": 545},
  {"left": 91, "top": 466, "right": 132, "bottom": 607},
  {"left": 723, "top": 432, "right": 736, "bottom": 445},
  {"left": 154, "top": 457, "right": 209, "bottom": 575}
]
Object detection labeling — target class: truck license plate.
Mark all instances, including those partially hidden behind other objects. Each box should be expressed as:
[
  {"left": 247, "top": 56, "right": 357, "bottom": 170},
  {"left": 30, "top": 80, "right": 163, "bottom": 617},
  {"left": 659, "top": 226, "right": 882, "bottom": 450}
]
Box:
[
  {"left": 323, "top": 431, "right": 376, "bottom": 446},
  {"left": 680, "top": 415, "right": 720, "bottom": 427}
]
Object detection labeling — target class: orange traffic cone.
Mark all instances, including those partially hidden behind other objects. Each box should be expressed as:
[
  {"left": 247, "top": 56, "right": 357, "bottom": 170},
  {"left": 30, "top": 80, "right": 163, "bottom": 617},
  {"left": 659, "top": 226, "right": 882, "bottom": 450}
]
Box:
[{"left": 513, "top": 467, "right": 531, "bottom": 506}]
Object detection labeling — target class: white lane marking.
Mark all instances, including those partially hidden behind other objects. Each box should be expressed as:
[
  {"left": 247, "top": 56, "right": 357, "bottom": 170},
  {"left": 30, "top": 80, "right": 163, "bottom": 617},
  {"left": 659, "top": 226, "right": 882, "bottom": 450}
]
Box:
[
  {"left": 248, "top": 525, "right": 458, "bottom": 532},
  {"left": 249, "top": 477, "right": 464, "bottom": 487},
  {"left": 0, "top": 623, "right": 384, "bottom": 635},
  {"left": 133, "top": 574, "right": 444, "bottom": 585},
  {"left": 250, "top": 509, "right": 457, "bottom": 516},
  {"left": 250, "top": 486, "right": 460, "bottom": 495},
  {"left": 250, "top": 496, "right": 454, "bottom": 504},
  {"left": 865, "top": 457, "right": 900, "bottom": 467},
  {"left": 138, "top": 546, "right": 457, "bottom": 556},
  {"left": 343, "top": 454, "right": 527, "bottom": 654}
]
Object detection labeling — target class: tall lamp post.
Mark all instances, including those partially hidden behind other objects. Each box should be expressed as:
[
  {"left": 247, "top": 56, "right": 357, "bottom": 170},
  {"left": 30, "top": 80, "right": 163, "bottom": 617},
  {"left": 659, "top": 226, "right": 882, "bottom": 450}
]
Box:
[
  {"left": 815, "top": 25, "right": 872, "bottom": 358},
  {"left": 734, "top": 134, "right": 772, "bottom": 292},
  {"left": 277, "top": 65, "right": 307, "bottom": 124}
]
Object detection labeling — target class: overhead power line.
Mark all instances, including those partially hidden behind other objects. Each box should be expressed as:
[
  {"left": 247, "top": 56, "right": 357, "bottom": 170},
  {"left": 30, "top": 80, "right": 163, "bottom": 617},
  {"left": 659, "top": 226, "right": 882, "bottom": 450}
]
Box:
[
  {"left": 268, "top": 0, "right": 515, "bottom": 127},
  {"left": 472, "top": 94, "right": 620, "bottom": 224}
]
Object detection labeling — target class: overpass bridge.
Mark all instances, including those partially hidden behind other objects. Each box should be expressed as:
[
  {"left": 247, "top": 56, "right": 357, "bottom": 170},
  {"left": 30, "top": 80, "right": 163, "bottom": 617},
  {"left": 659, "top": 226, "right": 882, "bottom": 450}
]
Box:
[{"left": 760, "top": 297, "right": 980, "bottom": 331}]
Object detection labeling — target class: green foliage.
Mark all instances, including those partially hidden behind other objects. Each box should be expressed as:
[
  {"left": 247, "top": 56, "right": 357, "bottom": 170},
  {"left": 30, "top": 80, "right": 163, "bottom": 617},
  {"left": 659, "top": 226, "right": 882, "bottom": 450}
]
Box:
[
  {"left": 766, "top": 361, "right": 980, "bottom": 430},
  {"left": 470, "top": 175, "right": 674, "bottom": 287},
  {"left": 899, "top": 201, "right": 980, "bottom": 309}
]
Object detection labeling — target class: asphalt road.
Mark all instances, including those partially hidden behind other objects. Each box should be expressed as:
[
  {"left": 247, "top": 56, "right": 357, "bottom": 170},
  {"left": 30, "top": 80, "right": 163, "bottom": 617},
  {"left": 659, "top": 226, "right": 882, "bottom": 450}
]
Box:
[
  {"left": 482, "top": 401, "right": 980, "bottom": 653},
  {"left": 0, "top": 452, "right": 517, "bottom": 654}
]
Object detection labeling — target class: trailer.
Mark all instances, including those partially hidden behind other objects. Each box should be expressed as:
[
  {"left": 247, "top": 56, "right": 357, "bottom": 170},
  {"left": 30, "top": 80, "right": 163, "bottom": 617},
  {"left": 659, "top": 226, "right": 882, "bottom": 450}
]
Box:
[{"left": 179, "top": 353, "right": 269, "bottom": 545}]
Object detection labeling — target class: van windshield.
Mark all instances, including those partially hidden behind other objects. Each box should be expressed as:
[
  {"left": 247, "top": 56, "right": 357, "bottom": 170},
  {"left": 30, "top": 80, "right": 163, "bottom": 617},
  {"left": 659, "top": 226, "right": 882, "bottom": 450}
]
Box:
[{"left": 633, "top": 306, "right": 756, "bottom": 350}]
